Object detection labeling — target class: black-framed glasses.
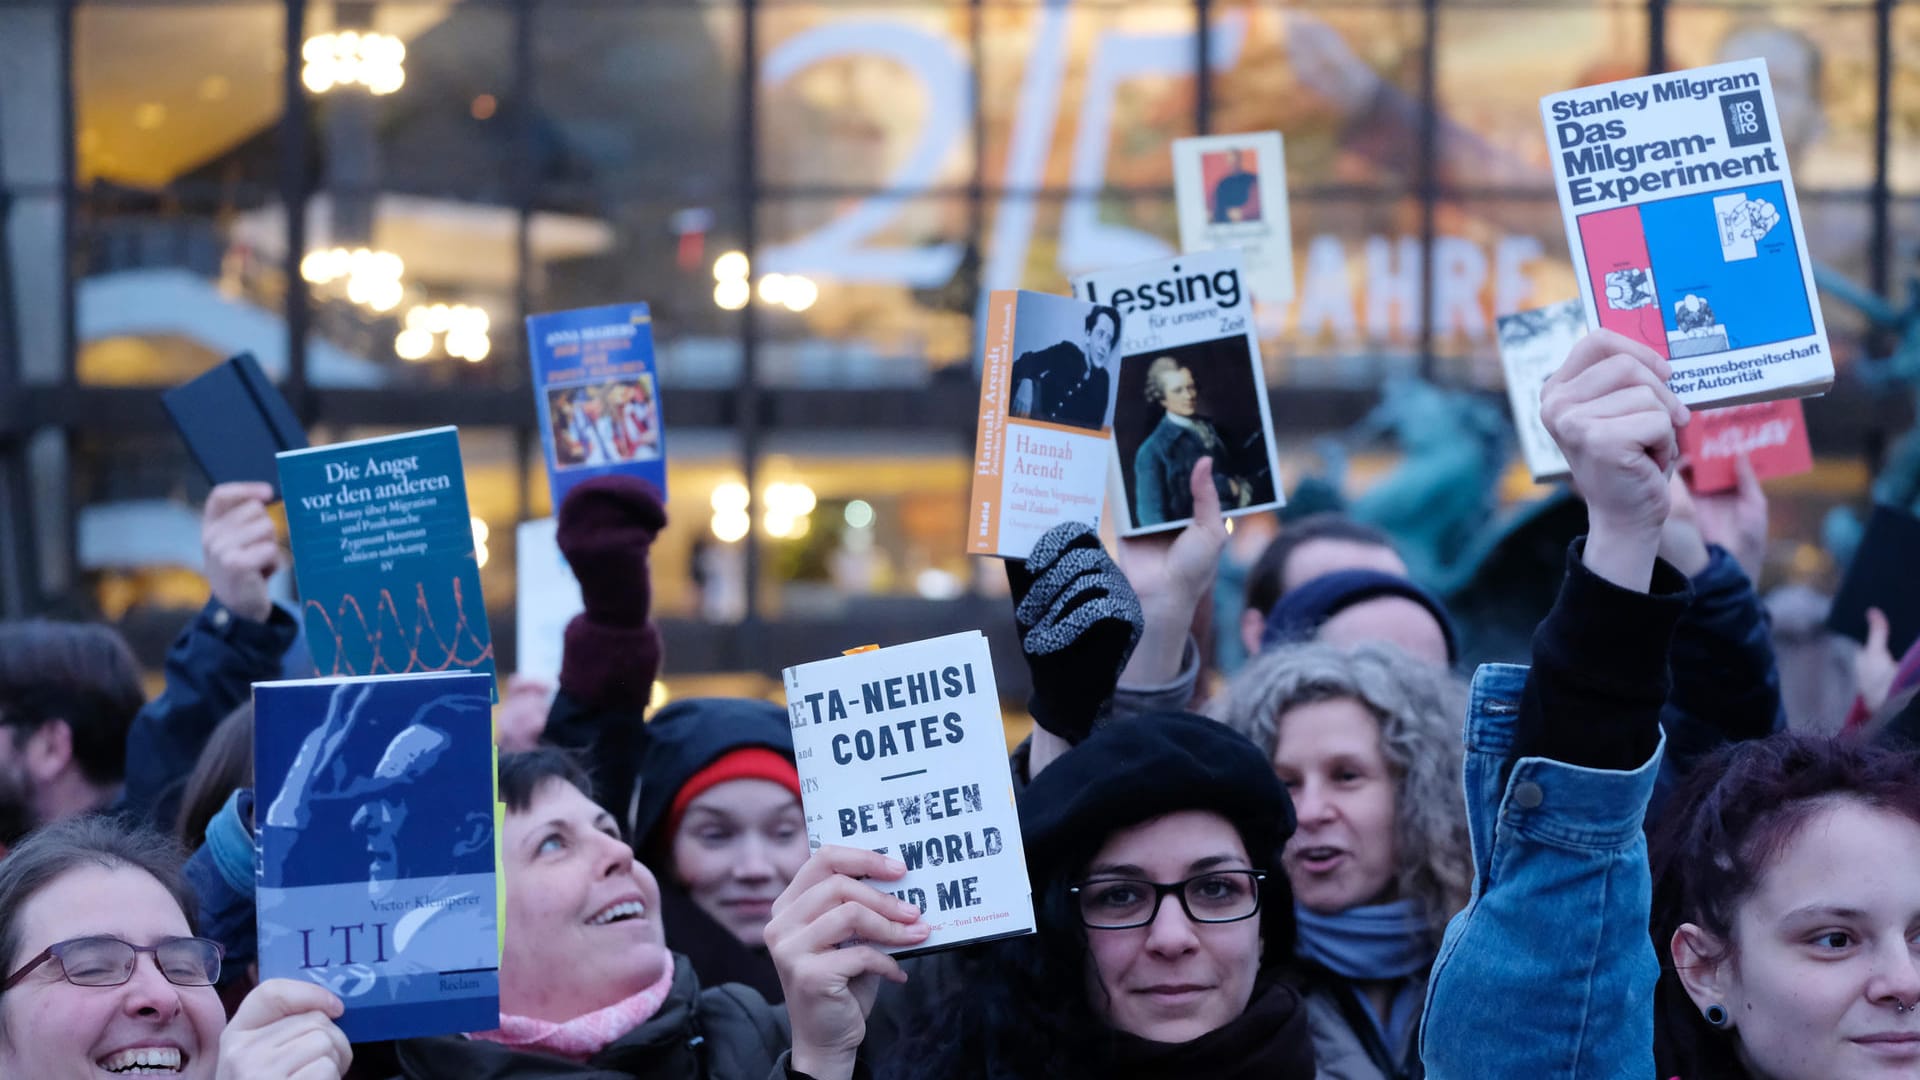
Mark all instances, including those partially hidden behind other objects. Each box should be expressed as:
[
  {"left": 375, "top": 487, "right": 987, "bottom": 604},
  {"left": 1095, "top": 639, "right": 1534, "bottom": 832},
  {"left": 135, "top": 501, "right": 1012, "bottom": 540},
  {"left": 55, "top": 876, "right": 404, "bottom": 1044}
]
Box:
[
  {"left": 1068, "top": 870, "right": 1267, "bottom": 930},
  {"left": 2, "top": 936, "right": 224, "bottom": 992}
]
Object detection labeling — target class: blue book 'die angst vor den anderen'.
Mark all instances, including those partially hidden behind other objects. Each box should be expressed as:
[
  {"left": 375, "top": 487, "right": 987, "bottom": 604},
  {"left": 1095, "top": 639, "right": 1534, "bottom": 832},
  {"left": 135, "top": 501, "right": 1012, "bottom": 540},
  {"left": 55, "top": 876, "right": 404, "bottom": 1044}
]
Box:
[
  {"left": 276, "top": 426, "right": 496, "bottom": 691},
  {"left": 526, "top": 302, "right": 668, "bottom": 506},
  {"left": 254, "top": 671, "right": 500, "bottom": 1042}
]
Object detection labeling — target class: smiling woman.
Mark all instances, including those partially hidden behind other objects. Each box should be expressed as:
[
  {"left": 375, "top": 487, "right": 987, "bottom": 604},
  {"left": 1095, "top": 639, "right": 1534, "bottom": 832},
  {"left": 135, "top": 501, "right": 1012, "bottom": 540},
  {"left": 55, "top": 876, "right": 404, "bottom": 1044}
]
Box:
[
  {"left": 390, "top": 748, "right": 792, "bottom": 1080},
  {"left": 634, "top": 700, "right": 807, "bottom": 1003},
  {"left": 0, "top": 815, "right": 351, "bottom": 1080}
]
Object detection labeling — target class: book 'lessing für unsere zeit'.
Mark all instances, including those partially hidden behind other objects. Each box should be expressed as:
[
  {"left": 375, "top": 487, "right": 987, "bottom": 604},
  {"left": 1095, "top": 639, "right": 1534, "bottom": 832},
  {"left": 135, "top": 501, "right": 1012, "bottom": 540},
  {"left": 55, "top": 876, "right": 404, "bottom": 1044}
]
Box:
[
  {"left": 277, "top": 426, "right": 496, "bottom": 694},
  {"left": 783, "top": 631, "right": 1035, "bottom": 955},
  {"left": 1540, "top": 57, "right": 1832, "bottom": 408},
  {"left": 1071, "top": 248, "right": 1285, "bottom": 537},
  {"left": 254, "top": 670, "right": 501, "bottom": 1043}
]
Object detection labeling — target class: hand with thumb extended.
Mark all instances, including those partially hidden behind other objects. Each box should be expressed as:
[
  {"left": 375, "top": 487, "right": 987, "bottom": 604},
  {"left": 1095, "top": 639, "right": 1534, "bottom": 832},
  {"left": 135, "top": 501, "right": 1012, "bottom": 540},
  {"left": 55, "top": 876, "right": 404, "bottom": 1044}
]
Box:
[
  {"left": 556, "top": 476, "right": 667, "bottom": 628},
  {"left": 769, "top": 846, "right": 924, "bottom": 1080},
  {"left": 1007, "top": 523, "right": 1144, "bottom": 745}
]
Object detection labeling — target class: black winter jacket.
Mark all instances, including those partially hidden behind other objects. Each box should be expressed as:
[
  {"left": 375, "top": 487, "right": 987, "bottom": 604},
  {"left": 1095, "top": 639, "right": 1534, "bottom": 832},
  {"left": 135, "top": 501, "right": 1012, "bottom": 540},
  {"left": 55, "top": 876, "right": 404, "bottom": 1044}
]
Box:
[{"left": 118, "top": 597, "right": 299, "bottom": 827}]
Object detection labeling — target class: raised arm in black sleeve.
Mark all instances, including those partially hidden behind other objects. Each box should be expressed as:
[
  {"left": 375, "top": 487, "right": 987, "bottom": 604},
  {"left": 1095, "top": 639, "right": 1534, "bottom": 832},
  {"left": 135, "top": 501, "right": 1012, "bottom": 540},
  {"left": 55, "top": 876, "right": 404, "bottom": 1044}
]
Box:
[{"left": 1511, "top": 538, "right": 1693, "bottom": 773}]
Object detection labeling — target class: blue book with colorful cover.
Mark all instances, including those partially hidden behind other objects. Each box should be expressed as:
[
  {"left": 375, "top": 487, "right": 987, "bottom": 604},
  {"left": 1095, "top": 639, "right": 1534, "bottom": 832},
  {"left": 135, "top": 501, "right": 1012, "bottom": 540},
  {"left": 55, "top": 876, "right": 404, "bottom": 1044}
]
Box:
[
  {"left": 276, "top": 426, "right": 495, "bottom": 690},
  {"left": 526, "top": 302, "right": 668, "bottom": 508},
  {"left": 254, "top": 671, "right": 500, "bottom": 1042}
]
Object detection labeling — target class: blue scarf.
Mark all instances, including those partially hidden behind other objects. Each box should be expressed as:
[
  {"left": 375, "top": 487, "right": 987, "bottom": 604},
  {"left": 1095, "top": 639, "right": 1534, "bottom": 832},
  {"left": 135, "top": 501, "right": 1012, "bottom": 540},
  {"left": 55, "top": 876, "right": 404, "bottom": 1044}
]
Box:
[{"left": 1294, "top": 899, "right": 1432, "bottom": 1056}]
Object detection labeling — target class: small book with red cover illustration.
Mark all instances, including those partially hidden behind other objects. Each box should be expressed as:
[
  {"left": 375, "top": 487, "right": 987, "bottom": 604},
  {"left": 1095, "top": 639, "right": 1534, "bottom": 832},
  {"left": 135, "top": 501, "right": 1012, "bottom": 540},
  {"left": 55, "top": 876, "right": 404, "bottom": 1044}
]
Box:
[{"left": 1679, "top": 398, "right": 1812, "bottom": 494}]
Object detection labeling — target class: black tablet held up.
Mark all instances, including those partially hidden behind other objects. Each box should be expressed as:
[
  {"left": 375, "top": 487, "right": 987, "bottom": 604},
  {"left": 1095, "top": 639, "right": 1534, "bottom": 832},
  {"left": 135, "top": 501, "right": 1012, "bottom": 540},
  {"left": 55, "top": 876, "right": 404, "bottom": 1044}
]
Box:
[
  {"left": 160, "top": 353, "right": 309, "bottom": 501},
  {"left": 1827, "top": 503, "right": 1920, "bottom": 660}
]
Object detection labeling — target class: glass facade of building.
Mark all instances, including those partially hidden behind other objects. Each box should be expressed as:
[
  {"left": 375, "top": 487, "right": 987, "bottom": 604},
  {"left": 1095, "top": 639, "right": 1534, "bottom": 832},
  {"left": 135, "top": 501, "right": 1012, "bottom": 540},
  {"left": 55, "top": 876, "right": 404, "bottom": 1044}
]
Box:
[{"left": 1, "top": 0, "right": 1914, "bottom": 685}]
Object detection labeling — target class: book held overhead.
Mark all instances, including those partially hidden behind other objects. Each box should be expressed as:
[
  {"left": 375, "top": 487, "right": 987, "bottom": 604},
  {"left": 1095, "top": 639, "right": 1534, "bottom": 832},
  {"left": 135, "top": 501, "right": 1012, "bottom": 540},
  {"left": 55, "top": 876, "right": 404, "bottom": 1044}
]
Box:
[
  {"left": 1540, "top": 58, "right": 1833, "bottom": 408},
  {"left": 277, "top": 426, "right": 496, "bottom": 691}
]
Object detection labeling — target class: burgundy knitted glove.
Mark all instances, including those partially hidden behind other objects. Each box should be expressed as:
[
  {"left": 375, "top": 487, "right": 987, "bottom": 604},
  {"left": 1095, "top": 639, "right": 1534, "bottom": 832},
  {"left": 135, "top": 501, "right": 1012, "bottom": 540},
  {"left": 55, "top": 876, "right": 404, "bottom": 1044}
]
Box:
[
  {"left": 555, "top": 476, "right": 667, "bottom": 712},
  {"left": 555, "top": 476, "right": 667, "bottom": 628}
]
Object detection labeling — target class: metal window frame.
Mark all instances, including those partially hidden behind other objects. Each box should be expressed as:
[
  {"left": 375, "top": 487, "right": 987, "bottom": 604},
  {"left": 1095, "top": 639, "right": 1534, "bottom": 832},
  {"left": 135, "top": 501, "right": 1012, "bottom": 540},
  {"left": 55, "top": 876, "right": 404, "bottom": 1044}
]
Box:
[{"left": 0, "top": 0, "right": 1904, "bottom": 636}]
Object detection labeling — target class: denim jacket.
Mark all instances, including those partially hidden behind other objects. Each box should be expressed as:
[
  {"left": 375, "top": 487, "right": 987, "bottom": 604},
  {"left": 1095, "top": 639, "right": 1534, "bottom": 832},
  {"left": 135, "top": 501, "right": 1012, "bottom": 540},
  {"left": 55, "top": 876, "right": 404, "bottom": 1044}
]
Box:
[{"left": 1420, "top": 663, "right": 1664, "bottom": 1080}]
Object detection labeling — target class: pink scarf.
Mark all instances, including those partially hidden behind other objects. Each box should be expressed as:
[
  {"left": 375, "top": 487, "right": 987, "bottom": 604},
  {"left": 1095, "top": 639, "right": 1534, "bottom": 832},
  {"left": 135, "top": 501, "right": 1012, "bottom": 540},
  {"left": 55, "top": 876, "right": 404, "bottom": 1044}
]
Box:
[{"left": 469, "top": 955, "right": 677, "bottom": 1062}]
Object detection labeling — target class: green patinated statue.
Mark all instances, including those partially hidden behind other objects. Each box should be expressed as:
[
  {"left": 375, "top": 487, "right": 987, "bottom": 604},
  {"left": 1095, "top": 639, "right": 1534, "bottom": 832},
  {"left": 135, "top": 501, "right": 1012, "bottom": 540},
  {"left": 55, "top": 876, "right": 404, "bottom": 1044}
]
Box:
[
  {"left": 1813, "top": 264, "right": 1920, "bottom": 518},
  {"left": 1342, "top": 374, "right": 1513, "bottom": 588}
]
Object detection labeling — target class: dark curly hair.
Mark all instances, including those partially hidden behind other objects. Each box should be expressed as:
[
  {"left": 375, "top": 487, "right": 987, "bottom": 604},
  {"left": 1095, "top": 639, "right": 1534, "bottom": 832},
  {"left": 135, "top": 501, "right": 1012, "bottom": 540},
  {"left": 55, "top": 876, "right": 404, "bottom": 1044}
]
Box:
[
  {"left": 1650, "top": 733, "right": 1920, "bottom": 1080},
  {"left": 1085, "top": 305, "right": 1121, "bottom": 341}
]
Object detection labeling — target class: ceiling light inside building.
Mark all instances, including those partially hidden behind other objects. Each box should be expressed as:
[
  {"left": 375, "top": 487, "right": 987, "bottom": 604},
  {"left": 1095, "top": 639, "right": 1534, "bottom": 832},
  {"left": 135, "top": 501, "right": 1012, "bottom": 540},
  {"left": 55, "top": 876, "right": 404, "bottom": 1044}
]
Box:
[
  {"left": 711, "top": 508, "right": 750, "bottom": 543},
  {"left": 764, "top": 482, "right": 816, "bottom": 518},
  {"left": 781, "top": 275, "right": 819, "bottom": 313},
  {"left": 710, "top": 482, "right": 750, "bottom": 514},
  {"left": 302, "top": 30, "right": 407, "bottom": 96},
  {"left": 714, "top": 278, "right": 749, "bottom": 311},
  {"left": 756, "top": 273, "right": 788, "bottom": 306},
  {"left": 394, "top": 328, "right": 433, "bottom": 361}
]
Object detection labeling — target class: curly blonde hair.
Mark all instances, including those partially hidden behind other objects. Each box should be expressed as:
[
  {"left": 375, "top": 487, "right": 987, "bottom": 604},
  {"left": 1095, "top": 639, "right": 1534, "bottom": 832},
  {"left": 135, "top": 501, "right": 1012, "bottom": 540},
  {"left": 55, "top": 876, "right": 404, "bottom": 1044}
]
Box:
[{"left": 1206, "top": 641, "right": 1472, "bottom": 940}]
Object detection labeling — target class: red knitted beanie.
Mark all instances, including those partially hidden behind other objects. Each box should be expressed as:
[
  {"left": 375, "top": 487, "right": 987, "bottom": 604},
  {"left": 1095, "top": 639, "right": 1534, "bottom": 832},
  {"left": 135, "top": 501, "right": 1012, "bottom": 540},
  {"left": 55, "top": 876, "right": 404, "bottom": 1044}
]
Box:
[{"left": 666, "top": 748, "right": 801, "bottom": 837}]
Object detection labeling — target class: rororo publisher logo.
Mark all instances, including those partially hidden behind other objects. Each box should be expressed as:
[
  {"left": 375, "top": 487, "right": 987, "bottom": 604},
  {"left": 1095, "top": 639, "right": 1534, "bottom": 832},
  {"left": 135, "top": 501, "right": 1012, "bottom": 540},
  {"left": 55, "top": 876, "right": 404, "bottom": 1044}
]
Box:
[{"left": 1720, "top": 90, "right": 1770, "bottom": 148}]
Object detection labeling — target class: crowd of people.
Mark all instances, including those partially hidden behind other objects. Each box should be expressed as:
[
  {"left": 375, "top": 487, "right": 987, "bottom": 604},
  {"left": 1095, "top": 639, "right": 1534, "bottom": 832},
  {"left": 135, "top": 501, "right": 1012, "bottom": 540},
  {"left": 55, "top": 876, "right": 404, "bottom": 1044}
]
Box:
[{"left": 1, "top": 326, "right": 1917, "bottom": 1079}]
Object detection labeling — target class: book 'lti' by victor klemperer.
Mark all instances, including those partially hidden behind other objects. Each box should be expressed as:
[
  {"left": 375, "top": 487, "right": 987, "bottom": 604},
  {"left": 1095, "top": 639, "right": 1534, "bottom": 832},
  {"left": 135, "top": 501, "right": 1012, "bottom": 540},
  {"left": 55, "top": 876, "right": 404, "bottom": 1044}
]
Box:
[{"left": 254, "top": 670, "right": 500, "bottom": 1042}]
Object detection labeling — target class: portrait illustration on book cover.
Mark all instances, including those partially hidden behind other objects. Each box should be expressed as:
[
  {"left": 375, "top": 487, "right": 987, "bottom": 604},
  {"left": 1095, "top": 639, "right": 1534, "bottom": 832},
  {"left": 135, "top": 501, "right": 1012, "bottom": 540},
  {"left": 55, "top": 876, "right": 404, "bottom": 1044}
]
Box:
[
  {"left": 1007, "top": 302, "right": 1123, "bottom": 432},
  {"left": 1202, "top": 146, "right": 1263, "bottom": 225},
  {"left": 256, "top": 676, "right": 498, "bottom": 1033},
  {"left": 1116, "top": 337, "right": 1277, "bottom": 529}
]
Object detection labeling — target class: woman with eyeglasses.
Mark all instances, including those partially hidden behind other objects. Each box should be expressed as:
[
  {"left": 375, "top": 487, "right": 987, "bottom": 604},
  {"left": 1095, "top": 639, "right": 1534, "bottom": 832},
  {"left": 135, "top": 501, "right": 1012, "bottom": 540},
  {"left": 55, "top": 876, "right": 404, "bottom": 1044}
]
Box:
[
  {"left": 0, "top": 814, "right": 350, "bottom": 1079},
  {"left": 767, "top": 711, "right": 1316, "bottom": 1080},
  {"left": 1207, "top": 641, "right": 1470, "bottom": 1080}
]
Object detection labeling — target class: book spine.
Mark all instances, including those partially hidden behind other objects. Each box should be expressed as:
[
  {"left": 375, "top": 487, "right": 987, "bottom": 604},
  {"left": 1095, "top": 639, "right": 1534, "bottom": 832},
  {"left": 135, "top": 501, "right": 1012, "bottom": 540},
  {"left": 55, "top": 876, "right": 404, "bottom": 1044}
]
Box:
[
  {"left": 234, "top": 354, "right": 305, "bottom": 452},
  {"left": 966, "top": 292, "right": 1019, "bottom": 556}
]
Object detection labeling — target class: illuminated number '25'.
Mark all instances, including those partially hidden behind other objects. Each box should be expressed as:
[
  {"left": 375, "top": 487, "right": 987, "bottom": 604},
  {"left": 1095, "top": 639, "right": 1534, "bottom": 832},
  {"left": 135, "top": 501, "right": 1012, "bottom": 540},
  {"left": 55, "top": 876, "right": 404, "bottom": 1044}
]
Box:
[{"left": 756, "top": 11, "right": 1247, "bottom": 292}]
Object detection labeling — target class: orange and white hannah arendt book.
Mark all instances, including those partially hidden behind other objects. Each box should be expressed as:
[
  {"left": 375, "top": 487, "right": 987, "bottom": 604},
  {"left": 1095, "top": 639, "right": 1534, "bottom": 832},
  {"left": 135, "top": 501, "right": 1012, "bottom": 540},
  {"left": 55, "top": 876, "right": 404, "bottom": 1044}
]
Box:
[{"left": 968, "top": 290, "right": 1123, "bottom": 560}]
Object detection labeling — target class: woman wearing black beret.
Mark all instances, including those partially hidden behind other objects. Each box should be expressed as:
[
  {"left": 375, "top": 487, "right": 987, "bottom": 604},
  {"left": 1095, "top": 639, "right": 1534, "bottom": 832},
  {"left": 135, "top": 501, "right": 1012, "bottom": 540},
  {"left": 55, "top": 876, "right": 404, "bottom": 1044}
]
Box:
[{"left": 768, "top": 712, "right": 1315, "bottom": 1080}]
